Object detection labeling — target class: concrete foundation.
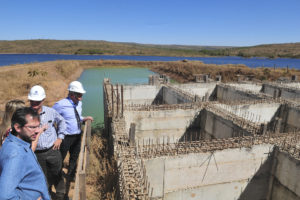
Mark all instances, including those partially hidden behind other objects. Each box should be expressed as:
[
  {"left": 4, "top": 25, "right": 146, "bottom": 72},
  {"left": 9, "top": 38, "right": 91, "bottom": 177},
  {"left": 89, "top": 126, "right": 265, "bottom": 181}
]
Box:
[
  {"left": 145, "top": 144, "right": 273, "bottom": 199},
  {"left": 103, "top": 78, "right": 300, "bottom": 200}
]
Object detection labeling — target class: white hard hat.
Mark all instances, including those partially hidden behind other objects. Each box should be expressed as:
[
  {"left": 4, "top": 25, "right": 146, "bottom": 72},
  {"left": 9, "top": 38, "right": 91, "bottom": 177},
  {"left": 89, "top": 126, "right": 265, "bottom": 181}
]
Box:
[
  {"left": 68, "top": 81, "right": 86, "bottom": 94},
  {"left": 28, "top": 85, "right": 46, "bottom": 101}
]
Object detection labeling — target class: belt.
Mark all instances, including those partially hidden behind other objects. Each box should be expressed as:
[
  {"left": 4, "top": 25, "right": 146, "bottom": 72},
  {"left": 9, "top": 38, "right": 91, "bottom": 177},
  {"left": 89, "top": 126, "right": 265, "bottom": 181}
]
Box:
[
  {"left": 35, "top": 145, "right": 54, "bottom": 153},
  {"left": 65, "top": 134, "right": 81, "bottom": 137}
]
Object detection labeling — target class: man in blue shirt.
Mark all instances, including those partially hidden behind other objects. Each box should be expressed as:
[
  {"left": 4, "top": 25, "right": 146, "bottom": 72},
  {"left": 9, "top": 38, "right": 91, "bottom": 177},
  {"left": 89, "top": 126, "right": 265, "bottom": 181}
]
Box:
[
  {"left": 53, "top": 81, "right": 93, "bottom": 182},
  {"left": 0, "top": 107, "right": 50, "bottom": 200},
  {"left": 28, "top": 85, "right": 66, "bottom": 200}
]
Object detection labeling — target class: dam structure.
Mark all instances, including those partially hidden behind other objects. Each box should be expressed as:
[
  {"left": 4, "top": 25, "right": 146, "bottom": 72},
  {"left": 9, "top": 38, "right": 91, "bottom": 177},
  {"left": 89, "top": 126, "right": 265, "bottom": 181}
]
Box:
[{"left": 103, "top": 75, "right": 300, "bottom": 200}]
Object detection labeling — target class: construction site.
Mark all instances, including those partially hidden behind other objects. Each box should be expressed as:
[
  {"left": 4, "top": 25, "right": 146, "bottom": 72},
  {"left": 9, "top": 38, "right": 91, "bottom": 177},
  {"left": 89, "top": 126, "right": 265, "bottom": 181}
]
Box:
[{"left": 103, "top": 74, "right": 300, "bottom": 200}]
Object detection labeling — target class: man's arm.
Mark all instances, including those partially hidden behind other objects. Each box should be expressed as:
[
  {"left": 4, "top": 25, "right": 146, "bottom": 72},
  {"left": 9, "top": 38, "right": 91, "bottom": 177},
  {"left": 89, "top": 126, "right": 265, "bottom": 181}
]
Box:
[
  {"left": 31, "top": 124, "right": 48, "bottom": 152},
  {"left": 53, "top": 110, "right": 66, "bottom": 150},
  {"left": 0, "top": 152, "right": 25, "bottom": 199}
]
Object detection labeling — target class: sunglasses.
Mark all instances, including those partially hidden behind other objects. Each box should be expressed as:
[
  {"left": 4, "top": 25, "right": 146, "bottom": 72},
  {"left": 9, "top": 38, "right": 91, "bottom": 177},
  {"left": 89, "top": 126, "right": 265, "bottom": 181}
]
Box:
[{"left": 74, "top": 93, "right": 83, "bottom": 98}]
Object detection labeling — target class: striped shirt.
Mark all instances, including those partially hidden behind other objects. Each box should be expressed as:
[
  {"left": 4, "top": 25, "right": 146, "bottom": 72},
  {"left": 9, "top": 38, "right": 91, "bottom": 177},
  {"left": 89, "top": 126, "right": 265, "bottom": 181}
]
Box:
[
  {"left": 36, "top": 106, "right": 66, "bottom": 150},
  {"left": 53, "top": 97, "right": 83, "bottom": 135}
]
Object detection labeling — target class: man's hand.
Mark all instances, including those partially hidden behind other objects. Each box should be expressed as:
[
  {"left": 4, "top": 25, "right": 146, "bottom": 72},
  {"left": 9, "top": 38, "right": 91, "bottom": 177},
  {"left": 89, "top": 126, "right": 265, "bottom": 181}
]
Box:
[
  {"left": 39, "top": 124, "right": 48, "bottom": 134},
  {"left": 52, "top": 138, "right": 62, "bottom": 150},
  {"left": 83, "top": 116, "right": 94, "bottom": 122}
]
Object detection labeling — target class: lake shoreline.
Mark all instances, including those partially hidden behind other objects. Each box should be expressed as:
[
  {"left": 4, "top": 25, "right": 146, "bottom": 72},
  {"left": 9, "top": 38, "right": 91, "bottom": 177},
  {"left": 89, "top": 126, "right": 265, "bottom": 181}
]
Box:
[
  {"left": 2, "top": 54, "right": 300, "bottom": 69},
  {"left": 1, "top": 59, "right": 299, "bottom": 110}
]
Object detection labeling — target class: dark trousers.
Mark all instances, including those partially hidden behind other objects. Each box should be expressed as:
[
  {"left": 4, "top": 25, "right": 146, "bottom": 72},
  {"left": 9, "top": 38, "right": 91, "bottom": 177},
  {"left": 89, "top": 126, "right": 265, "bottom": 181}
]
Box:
[
  {"left": 60, "top": 134, "right": 81, "bottom": 178},
  {"left": 35, "top": 149, "right": 65, "bottom": 195}
]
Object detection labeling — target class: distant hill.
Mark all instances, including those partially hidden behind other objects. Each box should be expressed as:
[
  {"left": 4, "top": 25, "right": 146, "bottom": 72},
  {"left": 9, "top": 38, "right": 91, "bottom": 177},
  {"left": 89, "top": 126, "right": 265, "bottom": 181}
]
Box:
[
  {"left": 0, "top": 40, "right": 299, "bottom": 58},
  {"left": 199, "top": 43, "right": 300, "bottom": 58}
]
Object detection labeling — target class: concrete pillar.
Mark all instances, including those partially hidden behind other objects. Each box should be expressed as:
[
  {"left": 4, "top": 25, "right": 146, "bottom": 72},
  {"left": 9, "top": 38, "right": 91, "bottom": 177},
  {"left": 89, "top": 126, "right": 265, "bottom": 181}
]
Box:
[
  {"left": 260, "top": 123, "right": 268, "bottom": 135},
  {"left": 266, "top": 147, "right": 279, "bottom": 200},
  {"left": 121, "top": 85, "right": 124, "bottom": 117},
  {"left": 129, "top": 123, "right": 136, "bottom": 146},
  {"left": 116, "top": 84, "right": 119, "bottom": 118},
  {"left": 204, "top": 92, "right": 210, "bottom": 101},
  {"left": 164, "top": 76, "right": 170, "bottom": 83},
  {"left": 204, "top": 74, "right": 209, "bottom": 83},
  {"left": 194, "top": 74, "right": 203, "bottom": 82},
  {"left": 148, "top": 75, "right": 153, "bottom": 85},
  {"left": 153, "top": 75, "right": 160, "bottom": 85},
  {"left": 273, "top": 89, "right": 279, "bottom": 99},
  {"left": 111, "top": 85, "right": 114, "bottom": 117},
  {"left": 274, "top": 117, "right": 282, "bottom": 133}
]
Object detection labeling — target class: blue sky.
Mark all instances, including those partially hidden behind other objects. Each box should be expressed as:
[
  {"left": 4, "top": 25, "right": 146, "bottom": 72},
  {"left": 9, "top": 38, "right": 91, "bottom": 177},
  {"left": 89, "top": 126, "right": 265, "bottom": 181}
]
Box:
[{"left": 1, "top": 0, "right": 299, "bottom": 46}]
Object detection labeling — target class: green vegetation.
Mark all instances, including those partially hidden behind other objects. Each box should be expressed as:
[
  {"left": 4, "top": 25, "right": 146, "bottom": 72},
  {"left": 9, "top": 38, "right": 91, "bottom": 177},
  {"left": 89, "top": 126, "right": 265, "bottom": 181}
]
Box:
[
  {"left": 0, "top": 39, "right": 219, "bottom": 57},
  {"left": 199, "top": 43, "right": 300, "bottom": 59},
  {"left": 0, "top": 39, "right": 300, "bottom": 58}
]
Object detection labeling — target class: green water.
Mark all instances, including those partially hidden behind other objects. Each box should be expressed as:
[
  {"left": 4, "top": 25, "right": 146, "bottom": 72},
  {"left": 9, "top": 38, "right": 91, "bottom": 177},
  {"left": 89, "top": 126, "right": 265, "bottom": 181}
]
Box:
[{"left": 77, "top": 67, "right": 155, "bottom": 127}]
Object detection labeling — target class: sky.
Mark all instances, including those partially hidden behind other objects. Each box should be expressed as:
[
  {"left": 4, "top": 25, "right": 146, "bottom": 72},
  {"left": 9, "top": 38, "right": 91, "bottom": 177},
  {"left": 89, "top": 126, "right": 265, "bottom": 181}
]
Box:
[{"left": 1, "top": 0, "right": 300, "bottom": 46}]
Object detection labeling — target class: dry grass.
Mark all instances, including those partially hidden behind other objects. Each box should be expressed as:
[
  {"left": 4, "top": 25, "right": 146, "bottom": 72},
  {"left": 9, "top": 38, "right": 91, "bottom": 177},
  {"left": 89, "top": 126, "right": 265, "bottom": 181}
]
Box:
[
  {"left": 0, "top": 60, "right": 82, "bottom": 109},
  {"left": 147, "top": 60, "right": 300, "bottom": 83}
]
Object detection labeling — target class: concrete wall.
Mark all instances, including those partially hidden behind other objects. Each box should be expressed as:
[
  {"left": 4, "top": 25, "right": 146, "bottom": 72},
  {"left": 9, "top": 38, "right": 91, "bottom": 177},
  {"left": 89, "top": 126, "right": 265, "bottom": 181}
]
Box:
[
  {"left": 145, "top": 144, "right": 273, "bottom": 199},
  {"left": 211, "top": 85, "right": 262, "bottom": 102},
  {"left": 200, "top": 109, "right": 250, "bottom": 139},
  {"left": 262, "top": 83, "right": 300, "bottom": 100},
  {"left": 282, "top": 82, "right": 300, "bottom": 88},
  {"left": 281, "top": 106, "right": 300, "bottom": 132},
  {"left": 162, "top": 86, "right": 193, "bottom": 104},
  {"left": 124, "top": 107, "right": 251, "bottom": 144},
  {"left": 227, "top": 83, "right": 262, "bottom": 93},
  {"left": 123, "top": 85, "right": 161, "bottom": 105},
  {"left": 215, "top": 103, "right": 281, "bottom": 123},
  {"left": 173, "top": 83, "right": 217, "bottom": 98},
  {"left": 271, "top": 151, "right": 300, "bottom": 200},
  {"left": 123, "top": 109, "right": 200, "bottom": 144},
  {"left": 270, "top": 105, "right": 300, "bottom": 132}
]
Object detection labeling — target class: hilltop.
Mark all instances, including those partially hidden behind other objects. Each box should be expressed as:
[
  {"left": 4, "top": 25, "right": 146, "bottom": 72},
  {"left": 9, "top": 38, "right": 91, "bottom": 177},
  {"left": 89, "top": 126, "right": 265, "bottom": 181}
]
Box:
[
  {"left": 0, "top": 40, "right": 300, "bottom": 58},
  {"left": 0, "top": 40, "right": 225, "bottom": 57}
]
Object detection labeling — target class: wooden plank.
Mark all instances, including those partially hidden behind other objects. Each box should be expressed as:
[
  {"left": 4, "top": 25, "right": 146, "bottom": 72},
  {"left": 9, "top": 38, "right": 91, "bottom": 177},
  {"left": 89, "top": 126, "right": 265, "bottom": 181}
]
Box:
[
  {"left": 85, "top": 120, "right": 92, "bottom": 169},
  {"left": 73, "top": 121, "right": 89, "bottom": 199},
  {"left": 79, "top": 171, "right": 86, "bottom": 200}
]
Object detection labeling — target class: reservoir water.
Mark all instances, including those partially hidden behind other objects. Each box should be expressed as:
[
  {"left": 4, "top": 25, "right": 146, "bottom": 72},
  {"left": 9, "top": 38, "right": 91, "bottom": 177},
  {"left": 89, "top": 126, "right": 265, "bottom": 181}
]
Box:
[
  {"left": 77, "top": 67, "right": 155, "bottom": 127},
  {"left": 2, "top": 54, "right": 300, "bottom": 126},
  {"left": 1, "top": 54, "right": 300, "bottom": 69}
]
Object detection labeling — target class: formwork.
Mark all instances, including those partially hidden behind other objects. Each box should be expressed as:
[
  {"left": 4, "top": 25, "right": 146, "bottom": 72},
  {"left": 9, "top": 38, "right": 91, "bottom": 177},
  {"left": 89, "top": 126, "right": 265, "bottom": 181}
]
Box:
[{"left": 103, "top": 78, "right": 300, "bottom": 200}]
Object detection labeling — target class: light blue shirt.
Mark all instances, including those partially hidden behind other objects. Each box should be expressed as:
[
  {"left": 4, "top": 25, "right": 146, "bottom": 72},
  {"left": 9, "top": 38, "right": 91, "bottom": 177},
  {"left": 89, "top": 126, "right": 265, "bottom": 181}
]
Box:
[
  {"left": 53, "top": 97, "right": 83, "bottom": 135},
  {"left": 36, "top": 106, "right": 66, "bottom": 150},
  {"left": 0, "top": 134, "right": 50, "bottom": 200}
]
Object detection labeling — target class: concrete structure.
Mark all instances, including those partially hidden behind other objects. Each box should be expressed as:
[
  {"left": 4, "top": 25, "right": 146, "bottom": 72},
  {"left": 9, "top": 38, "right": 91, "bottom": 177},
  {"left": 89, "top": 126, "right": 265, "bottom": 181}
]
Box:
[{"left": 103, "top": 78, "right": 300, "bottom": 200}]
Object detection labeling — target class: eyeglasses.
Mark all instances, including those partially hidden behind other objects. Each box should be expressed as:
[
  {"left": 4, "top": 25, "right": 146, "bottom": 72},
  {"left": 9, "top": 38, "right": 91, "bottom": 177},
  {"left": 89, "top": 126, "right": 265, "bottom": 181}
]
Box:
[
  {"left": 74, "top": 93, "right": 83, "bottom": 98},
  {"left": 24, "top": 125, "right": 41, "bottom": 130},
  {"left": 30, "top": 100, "right": 43, "bottom": 106}
]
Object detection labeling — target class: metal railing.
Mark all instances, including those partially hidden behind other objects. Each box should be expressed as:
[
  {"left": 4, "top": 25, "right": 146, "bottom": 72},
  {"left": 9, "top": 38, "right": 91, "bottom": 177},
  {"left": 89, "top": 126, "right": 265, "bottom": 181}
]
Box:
[{"left": 73, "top": 120, "right": 92, "bottom": 200}]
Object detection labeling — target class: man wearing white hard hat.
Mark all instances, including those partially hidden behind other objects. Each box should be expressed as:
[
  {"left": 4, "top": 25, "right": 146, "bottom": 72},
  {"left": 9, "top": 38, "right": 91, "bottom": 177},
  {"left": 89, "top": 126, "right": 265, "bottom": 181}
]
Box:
[
  {"left": 28, "top": 85, "right": 66, "bottom": 200},
  {"left": 53, "top": 81, "right": 93, "bottom": 183}
]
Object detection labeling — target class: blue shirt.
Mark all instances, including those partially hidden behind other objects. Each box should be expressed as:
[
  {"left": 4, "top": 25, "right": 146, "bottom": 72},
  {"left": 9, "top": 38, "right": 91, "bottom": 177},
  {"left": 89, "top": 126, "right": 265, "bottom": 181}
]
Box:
[
  {"left": 53, "top": 97, "right": 83, "bottom": 135},
  {"left": 0, "top": 134, "right": 50, "bottom": 200},
  {"left": 37, "top": 106, "right": 66, "bottom": 150}
]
